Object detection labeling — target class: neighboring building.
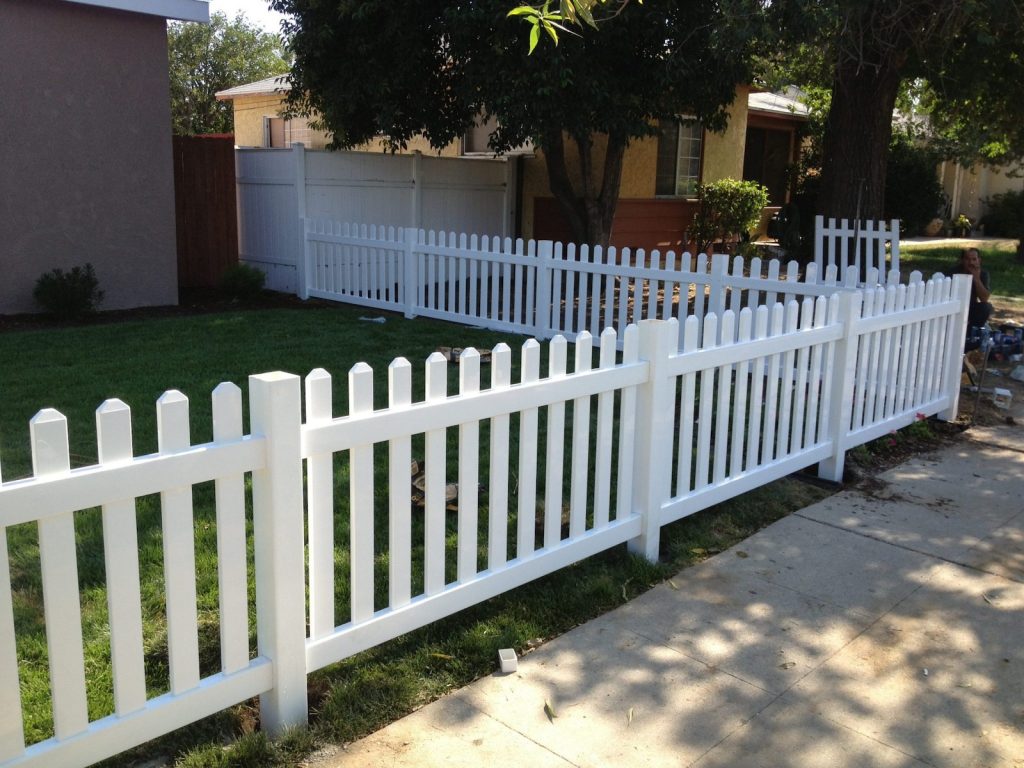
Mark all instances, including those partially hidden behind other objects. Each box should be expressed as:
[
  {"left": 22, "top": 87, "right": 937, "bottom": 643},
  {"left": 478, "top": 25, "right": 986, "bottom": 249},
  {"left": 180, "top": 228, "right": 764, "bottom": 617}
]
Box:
[
  {"left": 0, "top": 0, "right": 209, "bottom": 315},
  {"left": 216, "top": 76, "right": 465, "bottom": 157},
  {"left": 217, "top": 78, "right": 808, "bottom": 251},
  {"left": 939, "top": 160, "right": 1024, "bottom": 228},
  {"left": 527, "top": 87, "right": 808, "bottom": 252}
]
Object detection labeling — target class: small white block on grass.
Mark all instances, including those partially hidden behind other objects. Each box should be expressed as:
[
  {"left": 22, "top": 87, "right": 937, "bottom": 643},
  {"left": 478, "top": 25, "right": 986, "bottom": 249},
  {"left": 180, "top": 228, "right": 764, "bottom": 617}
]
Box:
[{"left": 498, "top": 648, "right": 518, "bottom": 674}]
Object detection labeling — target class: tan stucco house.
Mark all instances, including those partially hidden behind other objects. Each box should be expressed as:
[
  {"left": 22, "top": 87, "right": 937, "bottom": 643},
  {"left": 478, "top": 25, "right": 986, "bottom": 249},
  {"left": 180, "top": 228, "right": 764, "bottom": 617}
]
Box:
[
  {"left": 217, "top": 78, "right": 808, "bottom": 253},
  {"left": 0, "top": 0, "right": 209, "bottom": 315}
]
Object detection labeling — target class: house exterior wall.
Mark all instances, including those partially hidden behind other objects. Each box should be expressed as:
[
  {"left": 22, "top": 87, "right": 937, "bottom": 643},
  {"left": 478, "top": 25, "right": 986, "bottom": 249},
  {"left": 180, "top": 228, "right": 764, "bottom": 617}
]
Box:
[
  {"left": 228, "top": 93, "right": 463, "bottom": 156},
  {"left": 0, "top": 0, "right": 178, "bottom": 314},
  {"left": 521, "top": 89, "right": 751, "bottom": 244},
  {"left": 941, "top": 161, "right": 1024, "bottom": 224}
]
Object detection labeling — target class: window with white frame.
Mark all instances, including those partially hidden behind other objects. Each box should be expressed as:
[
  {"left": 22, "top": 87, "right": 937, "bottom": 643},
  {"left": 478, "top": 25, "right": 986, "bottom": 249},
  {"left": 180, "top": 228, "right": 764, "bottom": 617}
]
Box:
[{"left": 655, "top": 118, "right": 703, "bottom": 197}]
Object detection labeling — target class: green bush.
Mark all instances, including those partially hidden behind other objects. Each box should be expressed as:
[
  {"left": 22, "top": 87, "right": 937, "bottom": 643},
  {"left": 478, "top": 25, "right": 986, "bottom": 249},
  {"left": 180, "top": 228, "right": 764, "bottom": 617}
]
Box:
[
  {"left": 690, "top": 178, "right": 769, "bottom": 254},
  {"left": 980, "top": 189, "right": 1024, "bottom": 238},
  {"left": 883, "top": 133, "right": 945, "bottom": 236},
  {"left": 220, "top": 263, "right": 266, "bottom": 301},
  {"left": 33, "top": 263, "right": 104, "bottom": 320}
]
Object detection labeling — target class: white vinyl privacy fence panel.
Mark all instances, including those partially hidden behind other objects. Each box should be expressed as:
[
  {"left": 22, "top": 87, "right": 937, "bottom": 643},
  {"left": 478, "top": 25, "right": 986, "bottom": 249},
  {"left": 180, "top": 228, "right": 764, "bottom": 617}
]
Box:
[
  {"left": 0, "top": 272, "right": 969, "bottom": 768},
  {"left": 236, "top": 146, "right": 514, "bottom": 293}
]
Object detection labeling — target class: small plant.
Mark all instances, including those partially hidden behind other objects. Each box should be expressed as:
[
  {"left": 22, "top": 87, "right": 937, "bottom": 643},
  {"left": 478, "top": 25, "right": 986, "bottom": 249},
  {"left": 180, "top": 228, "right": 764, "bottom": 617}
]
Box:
[
  {"left": 954, "top": 213, "right": 972, "bottom": 235},
  {"left": 690, "top": 179, "right": 769, "bottom": 255},
  {"left": 33, "top": 263, "right": 104, "bottom": 320},
  {"left": 220, "top": 263, "right": 266, "bottom": 301}
]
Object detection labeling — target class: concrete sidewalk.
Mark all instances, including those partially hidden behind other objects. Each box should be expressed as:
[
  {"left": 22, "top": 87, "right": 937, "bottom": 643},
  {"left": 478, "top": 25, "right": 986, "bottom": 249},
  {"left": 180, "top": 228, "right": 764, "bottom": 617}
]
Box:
[{"left": 312, "top": 426, "right": 1024, "bottom": 768}]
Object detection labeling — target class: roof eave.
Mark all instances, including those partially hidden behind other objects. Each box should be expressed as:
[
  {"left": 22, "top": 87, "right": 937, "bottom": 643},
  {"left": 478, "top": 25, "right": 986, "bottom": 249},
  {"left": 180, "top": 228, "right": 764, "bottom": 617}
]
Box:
[{"left": 63, "top": 0, "right": 209, "bottom": 23}]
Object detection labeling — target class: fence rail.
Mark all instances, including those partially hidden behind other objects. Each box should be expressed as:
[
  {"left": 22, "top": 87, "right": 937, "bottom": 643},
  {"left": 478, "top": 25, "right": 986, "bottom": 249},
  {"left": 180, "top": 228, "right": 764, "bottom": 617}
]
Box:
[{"left": 0, "top": 271, "right": 970, "bottom": 768}]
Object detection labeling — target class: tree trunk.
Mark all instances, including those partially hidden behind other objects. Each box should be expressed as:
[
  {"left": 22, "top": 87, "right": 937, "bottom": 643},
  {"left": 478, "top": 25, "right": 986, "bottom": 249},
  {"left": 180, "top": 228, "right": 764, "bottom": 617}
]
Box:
[
  {"left": 817, "top": 59, "right": 904, "bottom": 222},
  {"left": 542, "top": 131, "right": 627, "bottom": 248}
]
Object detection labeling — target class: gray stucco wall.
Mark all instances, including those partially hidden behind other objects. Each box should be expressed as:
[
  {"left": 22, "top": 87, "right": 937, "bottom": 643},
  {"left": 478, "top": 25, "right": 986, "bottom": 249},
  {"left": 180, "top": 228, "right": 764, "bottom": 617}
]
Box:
[{"left": 0, "top": 0, "right": 178, "bottom": 314}]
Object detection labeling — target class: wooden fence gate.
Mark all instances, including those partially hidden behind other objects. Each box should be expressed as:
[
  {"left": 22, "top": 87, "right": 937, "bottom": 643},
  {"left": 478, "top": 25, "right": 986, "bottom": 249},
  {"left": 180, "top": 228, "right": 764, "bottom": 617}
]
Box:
[{"left": 172, "top": 135, "right": 238, "bottom": 289}]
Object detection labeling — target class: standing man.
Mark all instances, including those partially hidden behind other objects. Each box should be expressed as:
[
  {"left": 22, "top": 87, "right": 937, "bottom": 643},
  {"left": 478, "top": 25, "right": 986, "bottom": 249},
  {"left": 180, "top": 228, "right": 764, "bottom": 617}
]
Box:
[{"left": 953, "top": 247, "right": 994, "bottom": 328}]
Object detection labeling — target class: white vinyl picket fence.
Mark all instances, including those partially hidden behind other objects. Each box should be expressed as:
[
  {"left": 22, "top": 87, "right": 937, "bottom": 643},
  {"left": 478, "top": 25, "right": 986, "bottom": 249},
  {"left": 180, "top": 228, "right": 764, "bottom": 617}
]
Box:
[
  {"left": 301, "top": 222, "right": 888, "bottom": 350},
  {"left": 0, "top": 272, "right": 970, "bottom": 768},
  {"left": 814, "top": 215, "right": 900, "bottom": 285}
]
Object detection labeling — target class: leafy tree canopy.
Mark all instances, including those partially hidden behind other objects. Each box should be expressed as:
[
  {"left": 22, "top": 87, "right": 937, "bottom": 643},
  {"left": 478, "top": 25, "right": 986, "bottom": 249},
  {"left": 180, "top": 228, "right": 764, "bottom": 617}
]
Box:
[
  {"left": 168, "top": 12, "right": 290, "bottom": 136},
  {"left": 762, "top": 0, "right": 1024, "bottom": 221},
  {"left": 272, "top": 0, "right": 763, "bottom": 246}
]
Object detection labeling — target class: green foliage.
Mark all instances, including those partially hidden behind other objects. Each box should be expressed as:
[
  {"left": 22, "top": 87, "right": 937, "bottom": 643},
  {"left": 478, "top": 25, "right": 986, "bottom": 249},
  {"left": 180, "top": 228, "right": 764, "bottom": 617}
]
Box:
[
  {"left": 883, "top": 132, "right": 945, "bottom": 236},
  {"left": 765, "top": 1, "right": 1024, "bottom": 221},
  {"left": 274, "top": 0, "right": 762, "bottom": 244},
  {"left": 981, "top": 190, "right": 1024, "bottom": 238},
  {"left": 32, "top": 263, "right": 104, "bottom": 320},
  {"left": 168, "top": 12, "right": 290, "bottom": 136},
  {"left": 690, "top": 179, "right": 769, "bottom": 254},
  {"left": 220, "top": 263, "right": 267, "bottom": 301}
]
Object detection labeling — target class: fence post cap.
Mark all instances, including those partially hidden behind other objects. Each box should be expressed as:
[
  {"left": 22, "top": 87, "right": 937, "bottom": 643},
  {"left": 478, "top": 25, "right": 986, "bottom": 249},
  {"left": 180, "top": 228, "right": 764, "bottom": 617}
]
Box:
[{"left": 250, "top": 371, "right": 300, "bottom": 385}]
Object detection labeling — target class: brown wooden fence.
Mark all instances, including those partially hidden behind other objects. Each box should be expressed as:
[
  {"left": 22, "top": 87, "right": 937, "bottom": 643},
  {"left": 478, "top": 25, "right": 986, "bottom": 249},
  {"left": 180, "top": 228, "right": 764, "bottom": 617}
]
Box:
[{"left": 172, "top": 135, "right": 238, "bottom": 289}]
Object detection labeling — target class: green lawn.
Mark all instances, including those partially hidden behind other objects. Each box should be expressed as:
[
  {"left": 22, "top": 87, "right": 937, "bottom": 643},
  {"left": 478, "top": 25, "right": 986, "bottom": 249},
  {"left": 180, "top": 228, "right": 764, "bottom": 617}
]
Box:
[
  {"left": 898, "top": 242, "right": 1024, "bottom": 299},
  {"left": 0, "top": 302, "right": 834, "bottom": 767}
]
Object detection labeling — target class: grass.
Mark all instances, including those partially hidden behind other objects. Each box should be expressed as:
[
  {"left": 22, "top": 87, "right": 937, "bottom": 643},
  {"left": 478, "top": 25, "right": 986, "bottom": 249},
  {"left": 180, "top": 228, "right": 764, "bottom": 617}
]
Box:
[
  {"left": 898, "top": 243, "right": 1024, "bottom": 299},
  {"left": 0, "top": 302, "right": 835, "bottom": 767}
]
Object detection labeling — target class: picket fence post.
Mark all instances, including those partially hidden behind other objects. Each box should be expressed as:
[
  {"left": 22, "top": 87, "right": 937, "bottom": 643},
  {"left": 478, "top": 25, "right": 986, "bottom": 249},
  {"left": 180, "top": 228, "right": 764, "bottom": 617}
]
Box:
[
  {"left": 938, "top": 274, "right": 972, "bottom": 421},
  {"left": 628, "top": 319, "right": 677, "bottom": 561},
  {"left": 818, "top": 291, "right": 862, "bottom": 482},
  {"left": 534, "top": 240, "right": 554, "bottom": 339},
  {"left": 293, "top": 144, "right": 309, "bottom": 300},
  {"left": 402, "top": 227, "right": 417, "bottom": 319},
  {"left": 248, "top": 372, "right": 309, "bottom": 735}
]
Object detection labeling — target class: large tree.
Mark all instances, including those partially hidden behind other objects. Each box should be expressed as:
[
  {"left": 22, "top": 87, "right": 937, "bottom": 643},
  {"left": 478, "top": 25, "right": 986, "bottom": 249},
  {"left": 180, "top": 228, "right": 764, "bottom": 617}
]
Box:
[
  {"left": 271, "top": 0, "right": 761, "bottom": 246},
  {"left": 769, "top": 0, "right": 1024, "bottom": 224},
  {"left": 168, "top": 12, "right": 290, "bottom": 135}
]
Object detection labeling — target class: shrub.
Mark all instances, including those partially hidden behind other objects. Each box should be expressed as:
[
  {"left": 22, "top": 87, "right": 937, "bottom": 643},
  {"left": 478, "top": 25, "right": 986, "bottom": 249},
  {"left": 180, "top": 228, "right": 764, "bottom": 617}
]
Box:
[
  {"left": 221, "top": 263, "right": 266, "bottom": 301},
  {"left": 33, "top": 263, "right": 104, "bottom": 320},
  {"left": 980, "top": 189, "right": 1024, "bottom": 238},
  {"left": 883, "top": 133, "right": 945, "bottom": 236},
  {"left": 690, "top": 178, "right": 769, "bottom": 254}
]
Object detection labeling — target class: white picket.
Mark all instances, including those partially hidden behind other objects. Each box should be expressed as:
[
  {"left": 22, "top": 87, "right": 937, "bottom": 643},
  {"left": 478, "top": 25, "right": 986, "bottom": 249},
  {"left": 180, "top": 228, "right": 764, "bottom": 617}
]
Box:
[
  {"left": 695, "top": 314, "right": 717, "bottom": 489},
  {"left": 775, "top": 301, "right": 800, "bottom": 458},
  {"left": 156, "top": 392, "right": 201, "bottom": 696},
  {"left": 488, "top": 344, "right": 513, "bottom": 569},
  {"left": 544, "top": 337, "right": 568, "bottom": 549},
  {"left": 30, "top": 410, "right": 90, "bottom": 739},
  {"left": 712, "top": 312, "right": 735, "bottom": 484},
  {"left": 388, "top": 359, "right": 414, "bottom": 607},
  {"left": 349, "top": 364, "right": 375, "bottom": 623},
  {"left": 424, "top": 353, "right": 448, "bottom": 595},
  {"left": 458, "top": 350, "right": 481, "bottom": 581},
  {"left": 615, "top": 325, "right": 640, "bottom": 519},
  {"left": 761, "top": 305, "right": 785, "bottom": 462},
  {"left": 806, "top": 296, "right": 830, "bottom": 446},
  {"left": 0, "top": 518, "right": 23, "bottom": 762},
  {"left": 790, "top": 298, "right": 814, "bottom": 454},
  {"left": 593, "top": 329, "right": 617, "bottom": 528},
  {"left": 569, "top": 332, "right": 593, "bottom": 537},
  {"left": 514, "top": 341, "right": 541, "bottom": 559},
  {"left": 728, "top": 309, "right": 754, "bottom": 475},
  {"left": 96, "top": 400, "right": 147, "bottom": 713},
  {"left": 675, "top": 317, "right": 700, "bottom": 495},
  {"left": 305, "top": 369, "right": 335, "bottom": 639}
]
